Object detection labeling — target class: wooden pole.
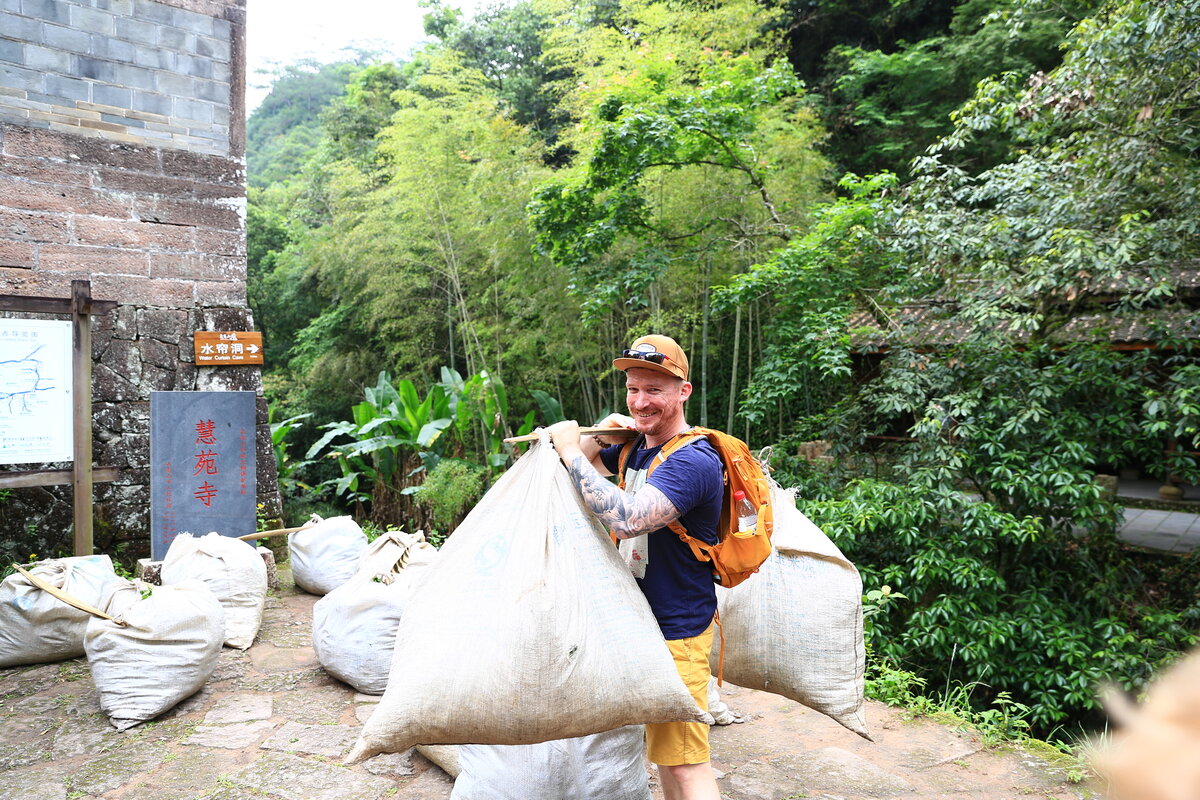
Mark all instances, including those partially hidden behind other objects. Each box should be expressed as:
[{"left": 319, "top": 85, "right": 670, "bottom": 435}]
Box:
[{"left": 71, "top": 280, "right": 93, "bottom": 556}]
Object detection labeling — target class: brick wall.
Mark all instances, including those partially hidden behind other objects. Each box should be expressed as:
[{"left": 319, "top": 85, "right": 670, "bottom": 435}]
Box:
[
  {"left": 0, "top": 0, "right": 239, "bottom": 155},
  {"left": 0, "top": 0, "right": 279, "bottom": 556}
]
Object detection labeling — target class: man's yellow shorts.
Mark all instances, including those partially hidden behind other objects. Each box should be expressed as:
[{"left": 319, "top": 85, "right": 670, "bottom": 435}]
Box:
[{"left": 646, "top": 622, "right": 714, "bottom": 766}]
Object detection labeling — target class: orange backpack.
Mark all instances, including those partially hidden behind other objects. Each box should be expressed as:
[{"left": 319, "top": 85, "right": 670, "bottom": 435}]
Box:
[{"left": 616, "top": 426, "right": 774, "bottom": 588}]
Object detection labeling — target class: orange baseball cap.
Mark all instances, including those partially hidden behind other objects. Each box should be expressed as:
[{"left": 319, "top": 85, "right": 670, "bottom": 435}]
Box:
[{"left": 612, "top": 334, "right": 689, "bottom": 381}]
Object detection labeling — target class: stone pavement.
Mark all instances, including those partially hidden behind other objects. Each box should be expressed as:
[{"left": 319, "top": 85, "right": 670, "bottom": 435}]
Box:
[
  {"left": 1114, "top": 478, "right": 1200, "bottom": 554},
  {"left": 1, "top": 567, "right": 1103, "bottom": 800}
]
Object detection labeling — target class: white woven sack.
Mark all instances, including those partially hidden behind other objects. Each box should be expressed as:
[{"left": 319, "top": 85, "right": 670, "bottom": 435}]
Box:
[
  {"left": 86, "top": 579, "right": 224, "bottom": 731},
  {"left": 289, "top": 515, "right": 368, "bottom": 595},
  {"left": 713, "top": 483, "right": 870, "bottom": 739},
  {"left": 451, "top": 726, "right": 651, "bottom": 800},
  {"left": 313, "top": 531, "right": 437, "bottom": 694},
  {"left": 160, "top": 532, "right": 266, "bottom": 649},
  {"left": 0, "top": 555, "right": 122, "bottom": 667},
  {"left": 347, "top": 436, "right": 708, "bottom": 762}
]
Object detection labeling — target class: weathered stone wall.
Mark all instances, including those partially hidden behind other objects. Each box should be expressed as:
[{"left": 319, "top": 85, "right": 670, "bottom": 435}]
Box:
[{"left": 0, "top": 0, "right": 278, "bottom": 556}]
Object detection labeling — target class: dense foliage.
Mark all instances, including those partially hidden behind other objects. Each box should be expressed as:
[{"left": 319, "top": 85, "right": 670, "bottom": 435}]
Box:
[{"left": 242, "top": 0, "right": 1200, "bottom": 736}]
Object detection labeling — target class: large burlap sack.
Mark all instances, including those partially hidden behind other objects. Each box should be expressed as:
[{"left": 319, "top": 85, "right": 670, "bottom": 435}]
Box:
[
  {"left": 0, "top": 555, "right": 122, "bottom": 667},
  {"left": 450, "top": 726, "right": 651, "bottom": 800},
  {"left": 346, "top": 436, "right": 708, "bottom": 762},
  {"left": 313, "top": 531, "right": 438, "bottom": 694},
  {"left": 87, "top": 579, "right": 224, "bottom": 731},
  {"left": 160, "top": 532, "right": 266, "bottom": 649},
  {"left": 289, "top": 515, "right": 368, "bottom": 595},
  {"left": 713, "top": 483, "right": 869, "bottom": 739}
]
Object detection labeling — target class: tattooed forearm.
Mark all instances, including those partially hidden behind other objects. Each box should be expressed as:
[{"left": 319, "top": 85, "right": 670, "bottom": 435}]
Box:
[{"left": 566, "top": 455, "right": 681, "bottom": 538}]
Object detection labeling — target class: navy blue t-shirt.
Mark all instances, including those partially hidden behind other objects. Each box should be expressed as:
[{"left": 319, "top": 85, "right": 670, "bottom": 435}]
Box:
[{"left": 600, "top": 437, "right": 724, "bottom": 639}]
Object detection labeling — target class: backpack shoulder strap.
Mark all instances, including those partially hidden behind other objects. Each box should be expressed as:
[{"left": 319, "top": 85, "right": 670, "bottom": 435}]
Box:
[{"left": 615, "top": 434, "right": 645, "bottom": 490}]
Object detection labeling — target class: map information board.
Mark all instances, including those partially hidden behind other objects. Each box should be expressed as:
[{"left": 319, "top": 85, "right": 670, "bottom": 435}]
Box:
[{"left": 0, "top": 319, "right": 73, "bottom": 464}]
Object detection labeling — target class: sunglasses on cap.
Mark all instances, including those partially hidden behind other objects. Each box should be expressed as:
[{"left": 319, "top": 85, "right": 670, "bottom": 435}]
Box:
[{"left": 621, "top": 348, "right": 672, "bottom": 365}]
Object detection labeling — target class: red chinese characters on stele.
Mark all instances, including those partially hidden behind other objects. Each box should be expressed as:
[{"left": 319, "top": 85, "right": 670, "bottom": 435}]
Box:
[{"left": 193, "top": 419, "right": 219, "bottom": 507}]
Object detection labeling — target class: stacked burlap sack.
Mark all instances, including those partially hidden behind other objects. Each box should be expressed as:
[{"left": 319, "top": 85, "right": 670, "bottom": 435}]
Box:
[
  {"left": 415, "top": 726, "right": 652, "bottom": 800},
  {"left": 312, "top": 530, "right": 438, "bottom": 694},
  {"left": 347, "top": 435, "right": 710, "bottom": 763},
  {"left": 87, "top": 578, "right": 225, "bottom": 731},
  {"left": 161, "top": 532, "right": 267, "bottom": 649},
  {"left": 290, "top": 514, "right": 368, "bottom": 595},
  {"left": 713, "top": 481, "right": 869, "bottom": 739},
  {"left": 5, "top": 561, "right": 224, "bottom": 731},
  {"left": 0, "top": 555, "right": 123, "bottom": 668}
]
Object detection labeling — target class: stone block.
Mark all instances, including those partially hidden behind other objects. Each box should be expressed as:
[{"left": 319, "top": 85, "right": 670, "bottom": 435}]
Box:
[
  {"left": 0, "top": 63, "right": 44, "bottom": 94},
  {"left": 0, "top": 238, "right": 36, "bottom": 267},
  {"left": 140, "top": 336, "right": 179, "bottom": 369},
  {"left": 39, "top": 244, "right": 148, "bottom": 274},
  {"left": 0, "top": 38, "right": 21, "bottom": 64},
  {"left": 91, "top": 38, "right": 135, "bottom": 65},
  {"left": 25, "top": 44, "right": 72, "bottom": 73},
  {"left": 115, "top": 16, "right": 157, "bottom": 46},
  {"left": 136, "top": 557, "right": 161, "bottom": 584},
  {"left": 1, "top": 13, "right": 43, "bottom": 44},
  {"left": 137, "top": 306, "right": 188, "bottom": 342},
  {"left": 21, "top": 0, "right": 70, "bottom": 25},
  {"left": 131, "top": 89, "right": 172, "bottom": 117},
  {"left": 0, "top": 206, "right": 72, "bottom": 243},
  {"left": 71, "top": 6, "right": 116, "bottom": 36},
  {"left": 197, "top": 306, "right": 252, "bottom": 331},
  {"left": 256, "top": 546, "right": 279, "bottom": 590}
]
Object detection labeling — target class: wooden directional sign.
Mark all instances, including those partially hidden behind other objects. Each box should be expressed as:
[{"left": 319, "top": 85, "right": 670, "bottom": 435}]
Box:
[{"left": 193, "top": 331, "right": 264, "bottom": 365}]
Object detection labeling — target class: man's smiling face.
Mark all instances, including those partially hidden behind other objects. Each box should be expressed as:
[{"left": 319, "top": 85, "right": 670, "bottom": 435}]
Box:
[{"left": 625, "top": 367, "right": 691, "bottom": 445}]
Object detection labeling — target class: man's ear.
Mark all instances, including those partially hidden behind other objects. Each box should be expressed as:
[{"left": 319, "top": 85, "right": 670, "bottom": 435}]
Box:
[{"left": 679, "top": 381, "right": 693, "bottom": 401}]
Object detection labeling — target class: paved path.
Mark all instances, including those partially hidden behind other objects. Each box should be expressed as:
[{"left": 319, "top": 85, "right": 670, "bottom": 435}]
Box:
[
  {"left": 1119, "top": 506, "right": 1200, "bottom": 553},
  {"left": 0, "top": 568, "right": 1101, "bottom": 800}
]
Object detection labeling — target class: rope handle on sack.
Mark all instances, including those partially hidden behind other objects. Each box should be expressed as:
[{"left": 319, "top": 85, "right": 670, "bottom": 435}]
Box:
[{"left": 11, "top": 564, "right": 126, "bottom": 626}]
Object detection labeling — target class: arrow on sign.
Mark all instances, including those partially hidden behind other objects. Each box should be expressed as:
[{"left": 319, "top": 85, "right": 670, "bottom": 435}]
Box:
[{"left": 247, "top": 344, "right": 260, "bottom": 354}]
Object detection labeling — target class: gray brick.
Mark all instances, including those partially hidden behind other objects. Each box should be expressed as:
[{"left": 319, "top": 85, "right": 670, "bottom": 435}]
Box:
[
  {"left": 43, "top": 22, "right": 92, "bottom": 52},
  {"left": 75, "top": 54, "right": 115, "bottom": 82},
  {"left": 19, "top": 0, "right": 69, "bottom": 24},
  {"left": 157, "top": 25, "right": 191, "bottom": 51},
  {"left": 195, "top": 35, "right": 230, "bottom": 63},
  {"left": 101, "top": 111, "right": 141, "bottom": 127},
  {"left": 212, "top": 104, "right": 228, "bottom": 125},
  {"left": 24, "top": 42, "right": 70, "bottom": 72},
  {"left": 44, "top": 73, "right": 89, "bottom": 101},
  {"left": 175, "top": 53, "right": 212, "bottom": 80},
  {"left": 0, "top": 37, "right": 23, "bottom": 63},
  {"left": 114, "top": 16, "right": 155, "bottom": 45},
  {"left": 109, "top": 0, "right": 132, "bottom": 13},
  {"left": 174, "top": 96, "right": 213, "bottom": 123},
  {"left": 71, "top": 5, "right": 113, "bottom": 35},
  {"left": 109, "top": 60, "right": 155, "bottom": 90},
  {"left": 211, "top": 60, "right": 230, "bottom": 83},
  {"left": 93, "top": 82, "right": 130, "bottom": 107},
  {"left": 133, "top": 43, "right": 173, "bottom": 69},
  {"left": 131, "top": 0, "right": 171, "bottom": 25},
  {"left": 0, "top": 62, "right": 43, "bottom": 92},
  {"left": 173, "top": 6, "right": 211, "bottom": 36},
  {"left": 193, "top": 78, "right": 227, "bottom": 103},
  {"left": 155, "top": 71, "right": 192, "bottom": 97},
  {"left": 91, "top": 34, "right": 134, "bottom": 62},
  {"left": 2, "top": 12, "right": 44, "bottom": 42},
  {"left": 212, "top": 17, "right": 230, "bottom": 40},
  {"left": 131, "top": 89, "right": 169, "bottom": 115},
  {"left": 0, "top": 0, "right": 21, "bottom": 13}
]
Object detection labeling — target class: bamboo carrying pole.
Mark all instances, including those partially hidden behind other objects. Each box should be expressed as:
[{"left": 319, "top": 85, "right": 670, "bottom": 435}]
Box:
[
  {"left": 12, "top": 564, "right": 124, "bottom": 624},
  {"left": 503, "top": 427, "right": 639, "bottom": 444}
]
